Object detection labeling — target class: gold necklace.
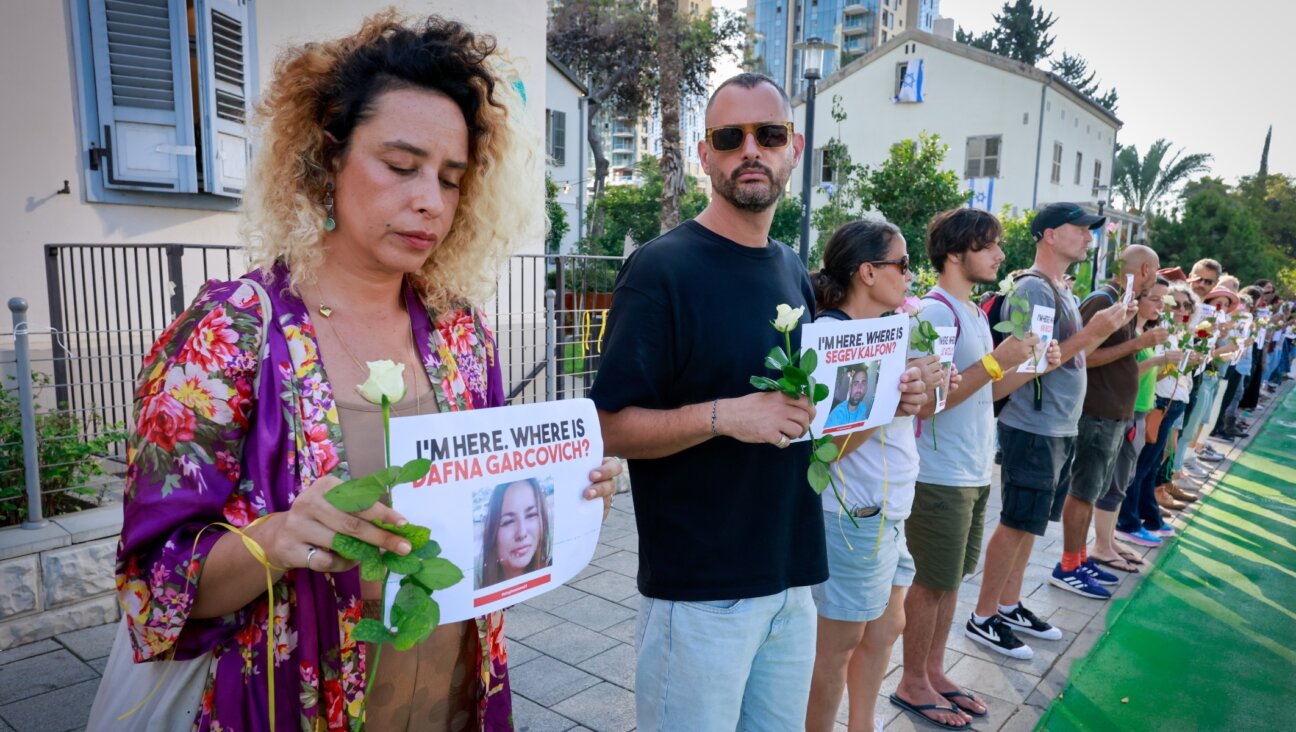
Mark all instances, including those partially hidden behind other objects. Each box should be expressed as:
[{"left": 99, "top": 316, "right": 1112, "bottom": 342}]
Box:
[{"left": 314, "top": 298, "right": 423, "bottom": 415}]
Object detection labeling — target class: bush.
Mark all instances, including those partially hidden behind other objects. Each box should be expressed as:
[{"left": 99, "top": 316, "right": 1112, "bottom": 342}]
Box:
[{"left": 0, "top": 373, "right": 125, "bottom": 526}]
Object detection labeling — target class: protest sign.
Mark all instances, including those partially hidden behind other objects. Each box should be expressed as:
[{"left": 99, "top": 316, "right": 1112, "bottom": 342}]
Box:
[
  {"left": 386, "top": 399, "right": 604, "bottom": 623},
  {"left": 802, "top": 314, "right": 909, "bottom": 436},
  {"left": 1122, "top": 274, "right": 1135, "bottom": 306},
  {"left": 1018, "top": 305, "right": 1056, "bottom": 374},
  {"left": 933, "top": 326, "right": 956, "bottom": 413}
]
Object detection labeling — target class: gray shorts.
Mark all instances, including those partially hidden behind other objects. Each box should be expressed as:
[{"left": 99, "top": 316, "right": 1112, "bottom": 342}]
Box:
[
  {"left": 1096, "top": 415, "right": 1145, "bottom": 511},
  {"left": 998, "top": 424, "right": 1076, "bottom": 536},
  {"left": 1070, "top": 414, "right": 1128, "bottom": 504}
]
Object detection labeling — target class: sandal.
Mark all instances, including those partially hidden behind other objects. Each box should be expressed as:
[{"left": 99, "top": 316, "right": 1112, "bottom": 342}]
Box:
[
  {"left": 1114, "top": 547, "right": 1146, "bottom": 565},
  {"left": 889, "top": 693, "right": 971, "bottom": 730},
  {"left": 1091, "top": 556, "right": 1140, "bottom": 574},
  {"left": 939, "top": 689, "right": 988, "bottom": 717}
]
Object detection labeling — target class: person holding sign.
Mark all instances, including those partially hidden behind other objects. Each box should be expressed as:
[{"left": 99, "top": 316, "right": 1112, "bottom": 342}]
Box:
[
  {"left": 591, "top": 73, "right": 827, "bottom": 731},
  {"left": 93, "top": 15, "right": 621, "bottom": 732},
  {"left": 895, "top": 208, "right": 1059, "bottom": 726},
  {"left": 803, "top": 220, "right": 948, "bottom": 732},
  {"left": 1058, "top": 245, "right": 1162, "bottom": 596},
  {"left": 969, "top": 203, "right": 1131, "bottom": 655}
]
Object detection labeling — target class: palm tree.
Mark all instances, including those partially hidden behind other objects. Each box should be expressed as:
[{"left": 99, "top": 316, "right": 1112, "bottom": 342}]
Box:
[{"left": 1113, "top": 139, "right": 1212, "bottom": 214}]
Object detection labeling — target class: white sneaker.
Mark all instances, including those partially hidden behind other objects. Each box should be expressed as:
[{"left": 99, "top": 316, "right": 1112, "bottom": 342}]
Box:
[{"left": 875, "top": 715, "right": 884, "bottom": 732}]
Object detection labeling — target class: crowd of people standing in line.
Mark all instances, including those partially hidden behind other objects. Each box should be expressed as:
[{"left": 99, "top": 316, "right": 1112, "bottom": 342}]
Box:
[
  {"left": 91, "top": 12, "right": 1295, "bottom": 729},
  {"left": 591, "top": 71, "right": 1296, "bottom": 732}
]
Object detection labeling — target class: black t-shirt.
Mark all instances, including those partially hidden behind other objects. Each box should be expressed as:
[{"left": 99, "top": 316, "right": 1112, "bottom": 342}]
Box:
[{"left": 590, "top": 220, "right": 828, "bottom": 601}]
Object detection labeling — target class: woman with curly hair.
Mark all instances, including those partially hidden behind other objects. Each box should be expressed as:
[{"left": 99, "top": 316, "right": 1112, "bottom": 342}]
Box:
[{"left": 89, "top": 12, "right": 620, "bottom": 732}]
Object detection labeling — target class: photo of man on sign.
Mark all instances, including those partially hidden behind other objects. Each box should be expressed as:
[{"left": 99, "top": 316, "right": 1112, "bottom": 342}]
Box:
[
  {"left": 475, "top": 476, "right": 555, "bottom": 590},
  {"left": 824, "top": 362, "right": 879, "bottom": 430}
]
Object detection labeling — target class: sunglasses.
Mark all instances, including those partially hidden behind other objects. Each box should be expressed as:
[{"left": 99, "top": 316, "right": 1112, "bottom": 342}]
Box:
[
  {"left": 1193, "top": 276, "right": 1218, "bottom": 286},
  {"left": 705, "top": 122, "right": 794, "bottom": 152},
  {"left": 869, "top": 255, "right": 910, "bottom": 275}
]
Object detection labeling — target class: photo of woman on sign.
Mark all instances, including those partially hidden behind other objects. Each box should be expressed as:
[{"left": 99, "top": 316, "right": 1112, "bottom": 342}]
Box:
[{"left": 476, "top": 477, "right": 555, "bottom": 589}]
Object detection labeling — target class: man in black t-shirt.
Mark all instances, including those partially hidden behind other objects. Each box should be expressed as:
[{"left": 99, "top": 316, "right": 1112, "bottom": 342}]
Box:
[{"left": 590, "top": 73, "right": 826, "bottom": 730}]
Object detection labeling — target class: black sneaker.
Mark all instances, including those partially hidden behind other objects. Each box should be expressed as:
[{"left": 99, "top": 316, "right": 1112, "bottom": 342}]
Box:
[
  {"left": 998, "top": 603, "right": 1063, "bottom": 640},
  {"left": 964, "top": 614, "right": 1033, "bottom": 659}
]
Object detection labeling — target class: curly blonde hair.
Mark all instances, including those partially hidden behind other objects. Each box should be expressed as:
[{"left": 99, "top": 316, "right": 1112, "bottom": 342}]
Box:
[{"left": 240, "top": 10, "right": 540, "bottom": 313}]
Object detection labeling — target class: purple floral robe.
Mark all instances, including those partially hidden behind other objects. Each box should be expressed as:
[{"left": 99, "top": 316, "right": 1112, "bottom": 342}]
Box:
[{"left": 117, "top": 264, "right": 513, "bottom": 731}]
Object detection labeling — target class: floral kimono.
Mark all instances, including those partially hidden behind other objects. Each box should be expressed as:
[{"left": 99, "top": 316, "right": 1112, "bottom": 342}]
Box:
[{"left": 117, "top": 263, "right": 513, "bottom": 731}]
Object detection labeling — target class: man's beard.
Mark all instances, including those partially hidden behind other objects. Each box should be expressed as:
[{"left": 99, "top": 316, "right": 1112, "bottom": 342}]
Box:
[
  {"left": 963, "top": 257, "right": 1000, "bottom": 286},
  {"left": 848, "top": 393, "right": 864, "bottom": 406},
  {"left": 712, "top": 161, "right": 787, "bottom": 212}
]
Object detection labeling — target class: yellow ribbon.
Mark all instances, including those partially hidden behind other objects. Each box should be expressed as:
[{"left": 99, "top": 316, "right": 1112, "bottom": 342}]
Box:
[
  {"left": 118, "top": 514, "right": 283, "bottom": 731},
  {"left": 580, "top": 310, "right": 592, "bottom": 363},
  {"left": 596, "top": 309, "right": 609, "bottom": 352}
]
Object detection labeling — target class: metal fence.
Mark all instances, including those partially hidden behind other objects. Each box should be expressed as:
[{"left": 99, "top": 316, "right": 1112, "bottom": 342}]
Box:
[{"left": 2, "top": 244, "right": 624, "bottom": 527}]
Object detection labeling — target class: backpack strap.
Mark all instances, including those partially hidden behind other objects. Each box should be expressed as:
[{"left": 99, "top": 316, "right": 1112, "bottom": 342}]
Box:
[
  {"left": 816, "top": 308, "right": 851, "bottom": 322},
  {"left": 921, "top": 291, "right": 967, "bottom": 343}
]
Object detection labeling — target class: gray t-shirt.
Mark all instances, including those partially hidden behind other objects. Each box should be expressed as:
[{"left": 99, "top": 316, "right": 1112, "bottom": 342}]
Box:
[
  {"left": 915, "top": 287, "right": 996, "bottom": 486},
  {"left": 997, "top": 273, "right": 1087, "bottom": 437}
]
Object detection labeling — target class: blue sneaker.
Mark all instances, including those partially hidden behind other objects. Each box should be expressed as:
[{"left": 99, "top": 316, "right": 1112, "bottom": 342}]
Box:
[
  {"left": 1116, "top": 527, "right": 1162, "bottom": 547},
  {"left": 1081, "top": 558, "right": 1119, "bottom": 586},
  {"left": 1049, "top": 564, "right": 1112, "bottom": 599}
]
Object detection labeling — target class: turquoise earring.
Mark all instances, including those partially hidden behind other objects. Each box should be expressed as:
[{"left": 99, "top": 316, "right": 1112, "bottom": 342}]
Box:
[{"left": 323, "top": 181, "right": 336, "bottom": 231}]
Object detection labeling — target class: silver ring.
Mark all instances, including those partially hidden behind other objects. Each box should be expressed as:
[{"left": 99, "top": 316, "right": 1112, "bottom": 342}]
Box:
[
  {"left": 776, "top": 434, "right": 790, "bottom": 449},
  {"left": 305, "top": 546, "right": 318, "bottom": 567}
]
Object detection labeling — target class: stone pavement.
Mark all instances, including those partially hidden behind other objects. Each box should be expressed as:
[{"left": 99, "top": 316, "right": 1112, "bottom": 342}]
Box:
[{"left": 0, "top": 388, "right": 1283, "bottom": 732}]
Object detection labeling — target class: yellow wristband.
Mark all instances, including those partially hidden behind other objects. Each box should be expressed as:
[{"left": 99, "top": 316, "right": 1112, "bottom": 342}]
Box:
[{"left": 981, "top": 353, "right": 1005, "bottom": 382}]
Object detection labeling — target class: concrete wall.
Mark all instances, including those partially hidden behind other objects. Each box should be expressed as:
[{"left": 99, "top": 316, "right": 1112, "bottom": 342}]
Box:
[
  {"left": 1, "top": 0, "right": 546, "bottom": 325},
  {"left": 546, "top": 62, "right": 584, "bottom": 254},
  {"left": 791, "top": 33, "right": 1118, "bottom": 240}
]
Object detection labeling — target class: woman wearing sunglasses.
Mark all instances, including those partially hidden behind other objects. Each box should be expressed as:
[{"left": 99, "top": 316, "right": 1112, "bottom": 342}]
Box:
[
  {"left": 805, "top": 220, "right": 954, "bottom": 732},
  {"left": 1116, "top": 284, "right": 1200, "bottom": 546}
]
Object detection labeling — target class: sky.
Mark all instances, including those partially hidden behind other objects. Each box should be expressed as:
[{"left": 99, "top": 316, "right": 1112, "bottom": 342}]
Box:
[{"left": 711, "top": 0, "right": 1295, "bottom": 186}]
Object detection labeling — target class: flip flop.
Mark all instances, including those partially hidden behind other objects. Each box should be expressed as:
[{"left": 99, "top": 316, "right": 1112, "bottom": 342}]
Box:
[
  {"left": 889, "top": 693, "right": 971, "bottom": 730},
  {"left": 1114, "top": 546, "right": 1146, "bottom": 565},
  {"left": 939, "top": 689, "right": 988, "bottom": 718},
  {"left": 1091, "top": 556, "right": 1140, "bottom": 574}
]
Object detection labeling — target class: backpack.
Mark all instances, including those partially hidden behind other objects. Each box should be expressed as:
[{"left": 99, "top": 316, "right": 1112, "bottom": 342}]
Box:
[{"left": 979, "top": 270, "right": 1068, "bottom": 413}]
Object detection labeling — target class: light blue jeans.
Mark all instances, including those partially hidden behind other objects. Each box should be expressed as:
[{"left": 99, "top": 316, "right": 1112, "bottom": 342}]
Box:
[
  {"left": 635, "top": 587, "right": 816, "bottom": 731},
  {"left": 1174, "top": 372, "right": 1219, "bottom": 472}
]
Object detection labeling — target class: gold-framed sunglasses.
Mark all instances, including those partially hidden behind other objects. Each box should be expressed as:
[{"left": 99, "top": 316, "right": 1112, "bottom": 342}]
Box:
[{"left": 705, "top": 122, "right": 794, "bottom": 152}]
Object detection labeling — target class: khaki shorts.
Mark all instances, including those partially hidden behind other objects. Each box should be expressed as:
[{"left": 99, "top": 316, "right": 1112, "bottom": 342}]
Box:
[{"left": 905, "top": 482, "right": 991, "bottom": 591}]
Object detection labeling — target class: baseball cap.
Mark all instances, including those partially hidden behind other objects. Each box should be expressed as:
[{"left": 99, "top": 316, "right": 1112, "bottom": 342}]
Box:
[{"left": 1030, "top": 202, "right": 1106, "bottom": 240}]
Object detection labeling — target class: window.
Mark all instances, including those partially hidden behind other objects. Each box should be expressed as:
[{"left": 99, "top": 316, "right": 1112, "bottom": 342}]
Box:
[
  {"left": 894, "top": 62, "right": 909, "bottom": 97},
  {"left": 73, "top": 0, "right": 257, "bottom": 207},
  {"left": 1093, "top": 160, "right": 1103, "bottom": 197},
  {"left": 813, "top": 146, "right": 835, "bottom": 185},
  {"left": 1051, "top": 142, "right": 1063, "bottom": 184},
  {"left": 965, "top": 135, "right": 1001, "bottom": 178},
  {"left": 545, "top": 110, "right": 566, "bottom": 166},
  {"left": 1074, "top": 151, "right": 1083, "bottom": 185}
]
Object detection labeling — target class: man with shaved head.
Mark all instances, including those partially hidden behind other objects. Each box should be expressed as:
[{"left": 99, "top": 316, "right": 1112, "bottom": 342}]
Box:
[{"left": 1058, "top": 243, "right": 1164, "bottom": 594}]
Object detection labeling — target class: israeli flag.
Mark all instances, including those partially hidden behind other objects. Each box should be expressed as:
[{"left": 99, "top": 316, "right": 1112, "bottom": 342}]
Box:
[
  {"left": 893, "top": 59, "right": 924, "bottom": 103},
  {"left": 967, "top": 177, "right": 995, "bottom": 211}
]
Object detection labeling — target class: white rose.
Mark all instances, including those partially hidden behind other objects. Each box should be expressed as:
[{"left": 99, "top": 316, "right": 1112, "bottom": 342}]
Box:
[
  {"left": 998, "top": 276, "right": 1015, "bottom": 295},
  {"left": 357, "top": 359, "right": 406, "bottom": 404},
  {"left": 771, "top": 304, "right": 805, "bottom": 333}
]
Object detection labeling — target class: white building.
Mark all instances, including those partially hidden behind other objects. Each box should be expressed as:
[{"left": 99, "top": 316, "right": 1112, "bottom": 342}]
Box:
[
  {"left": 1, "top": 0, "right": 546, "bottom": 329},
  {"left": 793, "top": 28, "right": 1122, "bottom": 235},
  {"left": 546, "top": 55, "right": 586, "bottom": 253}
]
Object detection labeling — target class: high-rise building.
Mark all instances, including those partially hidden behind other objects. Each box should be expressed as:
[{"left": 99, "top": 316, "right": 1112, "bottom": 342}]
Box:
[{"left": 747, "top": 0, "right": 940, "bottom": 93}]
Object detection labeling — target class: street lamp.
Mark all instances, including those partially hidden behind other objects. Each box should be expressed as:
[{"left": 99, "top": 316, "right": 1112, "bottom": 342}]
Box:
[
  {"left": 1091, "top": 184, "right": 1113, "bottom": 291},
  {"left": 794, "top": 36, "right": 837, "bottom": 266}
]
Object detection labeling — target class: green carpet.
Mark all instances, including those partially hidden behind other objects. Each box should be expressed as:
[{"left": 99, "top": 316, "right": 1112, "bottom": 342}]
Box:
[{"left": 1038, "top": 386, "right": 1296, "bottom": 731}]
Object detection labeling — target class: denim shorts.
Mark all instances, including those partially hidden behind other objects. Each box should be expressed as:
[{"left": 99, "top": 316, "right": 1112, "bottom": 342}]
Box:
[
  {"left": 812, "top": 511, "right": 915, "bottom": 622},
  {"left": 998, "top": 424, "right": 1076, "bottom": 536}
]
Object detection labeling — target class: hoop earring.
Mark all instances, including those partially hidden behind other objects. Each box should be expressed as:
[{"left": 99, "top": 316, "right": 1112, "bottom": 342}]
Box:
[{"left": 323, "top": 181, "right": 336, "bottom": 232}]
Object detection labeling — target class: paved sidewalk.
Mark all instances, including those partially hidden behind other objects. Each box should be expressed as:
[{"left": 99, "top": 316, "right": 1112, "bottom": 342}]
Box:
[{"left": 1, "top": 387, "right": 1286, "bottom": 732}]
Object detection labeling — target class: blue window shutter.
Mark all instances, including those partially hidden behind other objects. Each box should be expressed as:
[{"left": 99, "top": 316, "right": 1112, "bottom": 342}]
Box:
[
  {"left": 86, "top": 0, "right": 197, "bottom": 192},
  {"left": 195, "top": 0, "right": 252, "bottom": 197}
]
